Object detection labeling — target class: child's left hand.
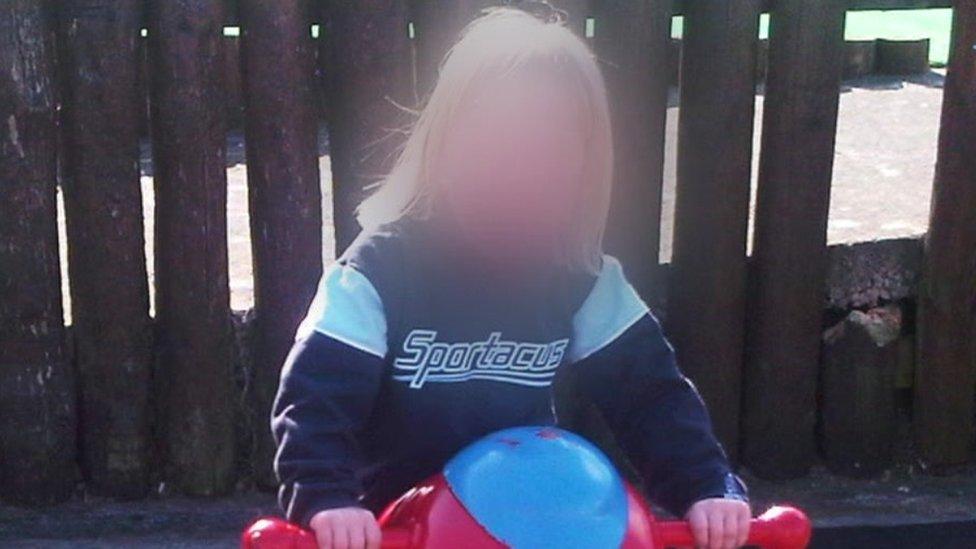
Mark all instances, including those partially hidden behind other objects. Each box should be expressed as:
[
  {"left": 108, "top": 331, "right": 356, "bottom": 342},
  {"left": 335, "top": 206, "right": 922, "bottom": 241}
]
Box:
[{"left": 685, "top": 497, "right": 751, "bottom": 549}]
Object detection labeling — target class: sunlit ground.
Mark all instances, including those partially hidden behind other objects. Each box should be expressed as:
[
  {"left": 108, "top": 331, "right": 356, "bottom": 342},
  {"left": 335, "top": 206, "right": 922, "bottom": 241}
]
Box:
[{"left": 671, "top": 8, "right": 953, "bottom": 65}]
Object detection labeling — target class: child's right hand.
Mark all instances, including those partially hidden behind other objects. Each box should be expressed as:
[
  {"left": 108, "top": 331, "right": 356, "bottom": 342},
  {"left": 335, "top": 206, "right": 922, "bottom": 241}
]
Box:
[{"left": 308, "top": 507, "right": 382, "bottom": 549}]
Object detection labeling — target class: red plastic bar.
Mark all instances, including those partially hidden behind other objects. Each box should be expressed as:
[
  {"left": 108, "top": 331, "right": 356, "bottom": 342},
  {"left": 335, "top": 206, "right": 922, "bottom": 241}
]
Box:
[
  {"left": 656, "top": 506, "right": 811, "bottom": 549},
  {"left": 243, "top": 505, "right": 810, "bottom": 549},
  {"left": 242, "top": 518, "right": 412, "bottom": 549}
]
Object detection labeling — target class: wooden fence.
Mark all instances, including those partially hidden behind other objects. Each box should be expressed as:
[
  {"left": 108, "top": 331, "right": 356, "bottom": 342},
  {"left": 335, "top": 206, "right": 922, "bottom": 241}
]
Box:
[{"left": 0, "top": 0, "right": 971, "bottom": 506}]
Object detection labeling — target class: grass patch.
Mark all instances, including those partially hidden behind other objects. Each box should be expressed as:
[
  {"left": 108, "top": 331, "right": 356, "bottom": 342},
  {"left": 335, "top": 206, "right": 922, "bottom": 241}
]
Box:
[
  {"left": 671, "top": 8, "right": 952, "bottom": 65},
  {"left": 845, "top": 9, "right": 952, "bottom": 65}
]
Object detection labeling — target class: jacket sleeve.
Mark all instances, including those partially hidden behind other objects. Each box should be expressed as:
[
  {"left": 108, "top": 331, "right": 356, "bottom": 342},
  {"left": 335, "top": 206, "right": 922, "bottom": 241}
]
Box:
[
  {"left": 568, "top": 257, "right": 746, "bottom": 516},
  {"left": 272, "top": 263, "right": 387, "bottom": 526}
]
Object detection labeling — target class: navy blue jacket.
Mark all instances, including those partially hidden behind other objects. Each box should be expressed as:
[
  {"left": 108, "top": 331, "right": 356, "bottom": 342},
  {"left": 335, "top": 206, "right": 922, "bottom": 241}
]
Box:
[{"left": 272, "top": 223, "right": 746, "bottom": 526}]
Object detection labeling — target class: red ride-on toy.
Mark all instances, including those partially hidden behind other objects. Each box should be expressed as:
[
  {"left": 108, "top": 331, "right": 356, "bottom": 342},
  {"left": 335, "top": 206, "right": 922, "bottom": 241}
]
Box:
[{"left": 243, "top": 427, "right": 811, "bottom": 549}]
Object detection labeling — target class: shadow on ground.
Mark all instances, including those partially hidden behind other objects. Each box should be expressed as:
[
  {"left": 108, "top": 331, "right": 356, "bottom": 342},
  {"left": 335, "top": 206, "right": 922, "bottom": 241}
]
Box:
[{"left": 2, "top": 463, "right": 975, "bottom": 548}]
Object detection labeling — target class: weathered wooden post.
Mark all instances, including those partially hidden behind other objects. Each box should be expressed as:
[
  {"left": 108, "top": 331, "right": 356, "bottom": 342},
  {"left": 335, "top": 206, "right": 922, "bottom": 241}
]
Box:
[
  {"left": 593, "top": 0, "right": 672, "bottom": 302},
  {"left": 915, "top": 2, "right": 976, "bottom": 469},
  {"left": 742, "top": 0, "right": 846, "bottom": 479},
  {"left": 58, "top": 0, "right": 153, "bottom": 499},
  {"left": 240, "top": 0, "right": 323, "bottom": 488},
  {"left": 0, "top": 0, "right": 77, "bottom": 505},
  {"left": 223, "top": 34, "right": 245, "bottom": 129},
  {"left": 668, "top": 0, "right": 760, "bottom": 459},
  {"left": 322, "top": 1, "right": 414, "bottom": 254},
  {"left": 149, "top": 0, "right": 236, "bottom": 496},
  {"left": 822, "top": 306, "right": 901, "bottom": 477},
  {"left": 137, "top": 32, "right": 151, "bottom": 138}
]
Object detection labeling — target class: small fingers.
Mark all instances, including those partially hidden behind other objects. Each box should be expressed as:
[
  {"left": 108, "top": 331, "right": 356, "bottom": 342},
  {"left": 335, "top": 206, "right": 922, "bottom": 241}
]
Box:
[
  {"left": 348, "top": 520, "right": 366, "bottom": 549},
  {"left": 332, "top": 523, "right": 350, "bottom": 549},
  {"left": 721, "top": 512, "right": 739, "bottom": 549},
  {"left": 708, "top": 509, "right": 725, "bottom": 549},
  {"left": 688, "top": 507, "right": 709, "bottom": 548},
  {"left": 736, "top": 506, "right": 751, "bottom": 548},
  {"left": 365, "top": 519, "right": 383, "bottom": 549},
  {"left": 315, "top": 526, "right": 333, "bottom": 549}
]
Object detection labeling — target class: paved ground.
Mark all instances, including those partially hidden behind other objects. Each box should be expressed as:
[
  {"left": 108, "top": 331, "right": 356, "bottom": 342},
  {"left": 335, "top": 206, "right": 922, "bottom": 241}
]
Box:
[
  {"left": 3, "top": 464, "right": 974, "bottom": 547},
  {"left": 55, "top": 73, "right": 945, "bottom": 316},
  {"left": 0, "top": 492, "right": 275, "bottom": 548},
  {"left": 658, "top": 71, "right": 945, "bottom": 263}
]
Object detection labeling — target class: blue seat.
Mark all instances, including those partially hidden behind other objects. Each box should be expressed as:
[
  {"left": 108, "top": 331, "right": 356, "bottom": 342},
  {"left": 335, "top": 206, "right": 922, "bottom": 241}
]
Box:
[{"left": 444, "top": 426, "right": 629, "bottom": 549}]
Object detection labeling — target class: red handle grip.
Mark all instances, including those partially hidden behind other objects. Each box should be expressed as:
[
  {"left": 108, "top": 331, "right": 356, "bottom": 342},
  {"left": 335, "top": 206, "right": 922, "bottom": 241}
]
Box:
[
  {"left": 656, "top": 506, "right": 811, "bottom": 549},
  {"left": 243, "top": 506, "right": 810, "bottom": 549},
  {"left": 241, "top": 518, "right": 412, "bottom": 549}
]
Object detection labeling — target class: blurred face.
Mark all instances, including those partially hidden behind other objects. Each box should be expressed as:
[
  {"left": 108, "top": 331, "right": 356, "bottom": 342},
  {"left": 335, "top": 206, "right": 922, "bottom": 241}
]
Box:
[{"left": 430, "top": 73, "right": 589, "bottom": 268}]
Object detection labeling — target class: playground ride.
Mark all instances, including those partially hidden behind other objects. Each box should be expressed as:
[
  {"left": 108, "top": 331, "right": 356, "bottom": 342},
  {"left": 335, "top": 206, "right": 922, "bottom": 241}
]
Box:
[{"left": 243, "top": 427, "right": 811, "bottom": 549}]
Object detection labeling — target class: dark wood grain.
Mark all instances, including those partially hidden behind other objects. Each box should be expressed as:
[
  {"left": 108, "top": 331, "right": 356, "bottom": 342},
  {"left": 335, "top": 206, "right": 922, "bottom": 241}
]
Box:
[
  {"left": 149, "top": 0, "right": 236, "bottom": 496},
  {"left": 215, "top": 0, "right": 954, "bottom": 26},
  {"left": 742, "top": 0, "right": 846, "bottom": 480},
  {"left": 668, "top": 0, "right": 761, "bottom": 460},
  {"left": 914, "top": 2, "right": 976, "bottom": 468},
  {"left": 0, "top": 0, "right": 77, "bottom": 505},
  {"left": 593, "top": 0, "right": 671, "bottom": 303},
  {"left": 322, "top": 1, "right": 414, "bottom": 253},
  {"left": 239, "top": 0, "right": 323, "bottom": 488},
  {"left": 58, "top": 0, "right": 153, "bottom": 499},
  {"left": 821, "top": 307, "right": 901, "bottom": 478}
]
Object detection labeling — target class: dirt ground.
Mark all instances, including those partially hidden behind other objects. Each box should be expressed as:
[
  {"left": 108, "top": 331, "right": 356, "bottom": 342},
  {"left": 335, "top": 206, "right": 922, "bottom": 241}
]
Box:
[{"left": 55, "top": 73, "right": 944, "bottom": 315}]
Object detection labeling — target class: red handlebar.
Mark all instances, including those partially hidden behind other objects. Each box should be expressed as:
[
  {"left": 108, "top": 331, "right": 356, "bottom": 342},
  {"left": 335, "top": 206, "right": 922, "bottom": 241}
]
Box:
[
  {"left": 240, "top": 518, "right": 412, "bottom": 549},
  {"left": 243, "top": 505, "right": 810, "bottom": 549},
  {"left": 656, "top": 506, "right": 811, "bottom": 549}
]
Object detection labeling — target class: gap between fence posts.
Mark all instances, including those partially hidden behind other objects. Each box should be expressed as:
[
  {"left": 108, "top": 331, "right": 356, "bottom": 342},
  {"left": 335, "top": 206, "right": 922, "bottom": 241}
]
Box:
[
  {"left": 593, "top": 0, "right": 671, "bottom": 304},
  {"left": 58, "top": 0, "right": 153, "bottom": 500},
  {"left": 240, "top": 0, "right": 323, "bottom": 489},
  {"left": 668, "top": 0, "right": 761, "bottom": 461},
  {"left": 322, "top": 0, "right": 415, "bottom": 255},
  {"left": 149, "top": 0, "right": 236, "bottom": 496},
  {"left": 0, "top": 0, "right": 77, "bottom": 506},
  {"left": 914, "top": 2, "right": 976, "bottom": 469},
  {"left": 742, "top": 0, "right": 847, "bottom": 480}
]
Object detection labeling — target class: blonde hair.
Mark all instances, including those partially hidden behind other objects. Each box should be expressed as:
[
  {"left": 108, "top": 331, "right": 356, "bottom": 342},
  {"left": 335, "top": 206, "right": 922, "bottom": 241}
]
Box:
[{"left": 357, "top": 7, "right": 613, "bottom": 270}]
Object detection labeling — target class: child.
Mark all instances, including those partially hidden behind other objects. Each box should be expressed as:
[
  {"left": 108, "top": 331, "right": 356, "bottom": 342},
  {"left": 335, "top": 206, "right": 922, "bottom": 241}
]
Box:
[{"left": 273, "top": 9, "right": 749, "bottom": 549}]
